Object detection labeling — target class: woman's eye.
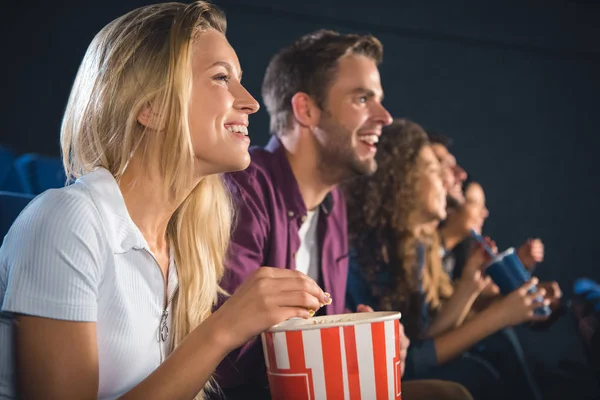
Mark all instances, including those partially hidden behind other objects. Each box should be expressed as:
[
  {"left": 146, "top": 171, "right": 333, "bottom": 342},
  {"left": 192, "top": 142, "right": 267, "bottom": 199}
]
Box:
[{"left": 214, "top": 74, "right": 231, "bottom": 84}]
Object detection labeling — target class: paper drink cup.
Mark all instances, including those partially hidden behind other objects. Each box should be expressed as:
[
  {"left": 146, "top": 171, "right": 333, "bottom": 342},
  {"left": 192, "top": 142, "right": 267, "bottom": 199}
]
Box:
[{"left": 485, "top": 247, "right": 551, "bottom": 317}]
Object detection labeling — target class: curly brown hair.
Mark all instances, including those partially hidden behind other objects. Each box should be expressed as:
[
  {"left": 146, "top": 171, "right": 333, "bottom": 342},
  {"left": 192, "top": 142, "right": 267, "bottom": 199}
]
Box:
[{"left": 345, "top": 119, "right": 452, "bottom": 339}]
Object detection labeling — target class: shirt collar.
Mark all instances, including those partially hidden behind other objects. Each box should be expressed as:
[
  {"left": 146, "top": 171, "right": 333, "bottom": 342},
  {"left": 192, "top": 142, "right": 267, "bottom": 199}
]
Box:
[
  {"left": 264, "top": 136, "right": 335, "bottom": 219},
  {"left": 77, "top": 168, "right": 150, "bottom": 254}
]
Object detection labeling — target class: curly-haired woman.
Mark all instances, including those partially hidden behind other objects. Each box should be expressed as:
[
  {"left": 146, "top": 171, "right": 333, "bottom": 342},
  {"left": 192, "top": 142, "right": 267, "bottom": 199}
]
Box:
[{"left": 344, "top": 119, "right": 550, "bottom": 400}]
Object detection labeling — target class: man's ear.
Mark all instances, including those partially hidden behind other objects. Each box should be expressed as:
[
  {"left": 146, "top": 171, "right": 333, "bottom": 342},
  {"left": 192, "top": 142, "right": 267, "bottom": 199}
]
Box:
[
  {"left": 137, "top": 103, "right": 164, "bottom": 130},
  {"left": 290, "top": 92, "right": 321, "bottom": 129}
]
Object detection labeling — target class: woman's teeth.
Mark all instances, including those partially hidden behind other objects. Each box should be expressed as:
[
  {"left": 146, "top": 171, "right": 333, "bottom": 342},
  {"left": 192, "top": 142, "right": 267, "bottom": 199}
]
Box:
[{"left": 226, "top": 125, "right": 248, "bottom": 136}]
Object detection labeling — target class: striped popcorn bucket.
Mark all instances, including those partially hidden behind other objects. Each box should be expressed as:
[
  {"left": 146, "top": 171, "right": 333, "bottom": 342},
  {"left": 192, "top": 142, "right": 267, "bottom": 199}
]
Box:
[{"left": 261, "top": 311, "right": 403, "bottom": 400}]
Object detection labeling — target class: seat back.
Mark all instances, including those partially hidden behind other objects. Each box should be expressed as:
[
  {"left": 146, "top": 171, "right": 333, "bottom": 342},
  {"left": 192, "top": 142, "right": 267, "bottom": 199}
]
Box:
[
  {"left": 0, "top": 146, "right": 23, "bottom": 192},
  {"left": 572, "top": 279, "right": 600, "bottom": 388},
  {"left": 0, "top": 146, "right": 15, "bottom": 183},
  {"left": 14, "top": 154, "right": 66, "bottom": 194},
  {"left": 0, "top": 191, "right": 35, "bottom": 245}
]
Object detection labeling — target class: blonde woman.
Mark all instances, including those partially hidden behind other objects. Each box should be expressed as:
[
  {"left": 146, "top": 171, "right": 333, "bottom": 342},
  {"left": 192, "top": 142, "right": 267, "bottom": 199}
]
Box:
[{"left": 0, "top": 2, "right": 329, "bottom": 399}]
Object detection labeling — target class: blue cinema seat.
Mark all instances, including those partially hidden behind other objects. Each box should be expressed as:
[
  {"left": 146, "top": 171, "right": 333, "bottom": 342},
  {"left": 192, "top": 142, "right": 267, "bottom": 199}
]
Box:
[
  {"left": 14, "top": 154, "right": 66, "bottom": 195},
  {"left": 0, "top": 146, "right": 14, "bottom": 184},
  {"left": 0, "top": 191, "right": 35, "bottom": 245},
  {"left": 572, "top": 278, "right": 600, "bottom": 389},
  {"left": 0, "top": 146, "right": 23, "bottom": 192}
]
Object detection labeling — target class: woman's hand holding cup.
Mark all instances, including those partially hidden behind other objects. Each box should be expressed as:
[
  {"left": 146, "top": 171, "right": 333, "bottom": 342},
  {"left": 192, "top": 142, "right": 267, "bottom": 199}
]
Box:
[{"left": 491, "top": 277, "right": 551, "bottom": 327}]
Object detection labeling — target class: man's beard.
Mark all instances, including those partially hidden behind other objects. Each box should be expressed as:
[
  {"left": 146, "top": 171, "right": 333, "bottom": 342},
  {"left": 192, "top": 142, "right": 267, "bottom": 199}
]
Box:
[
  {"left": 445, "top": 194, "right": 462, "bottom": 210},
  {"left": 313, "top": 111, "right": 376, "bottom": 185}
]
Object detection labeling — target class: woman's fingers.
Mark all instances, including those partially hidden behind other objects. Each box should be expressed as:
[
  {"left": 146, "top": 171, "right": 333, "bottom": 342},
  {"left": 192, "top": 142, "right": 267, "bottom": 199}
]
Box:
[
  {"left": 272, "top": 291, "right": 323, "bottom": 313},
  {"left": 518, "top": 277, "right": 539, "bottom": 296},
  {"left": 255, "top": 267, "right": 329, "bottom": 304},
  {"left": 357, "top": 304, "right": 374, "bottom": 313}
]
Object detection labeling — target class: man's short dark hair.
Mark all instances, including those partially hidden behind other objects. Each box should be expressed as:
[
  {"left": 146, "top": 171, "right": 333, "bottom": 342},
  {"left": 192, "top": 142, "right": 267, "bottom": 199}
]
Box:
[
  {"left": 428, "top": 131, "right": 453, "bottom": 148},
  {"left": 262, "top": 29, "right": 383, "bottom": 136}
]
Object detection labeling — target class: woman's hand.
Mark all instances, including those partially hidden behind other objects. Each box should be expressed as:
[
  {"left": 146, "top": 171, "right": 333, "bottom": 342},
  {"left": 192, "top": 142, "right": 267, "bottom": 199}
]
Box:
[
  {"left": 490, "top": 278, "right": 551, "bottom": 327},
  {"left": 212, "top": 267, "right": 331, "bottom": 351},
  {"left": 517, "top": 238, "right": 544, "bottom": 271},
  {"left": 356, "top": 304, "right": 374, "bottom": 313},
  {"left": 458, "top": 242, "right": 494, "bottom": 295},
  {"left": 538, "top": 280, "right": 562, "bottom": 311}
]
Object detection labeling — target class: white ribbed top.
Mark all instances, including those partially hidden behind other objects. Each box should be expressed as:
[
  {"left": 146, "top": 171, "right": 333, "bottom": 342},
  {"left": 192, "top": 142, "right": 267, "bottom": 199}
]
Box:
[{"left": 0, "top": 168, "right": 178, "bottom": 399}]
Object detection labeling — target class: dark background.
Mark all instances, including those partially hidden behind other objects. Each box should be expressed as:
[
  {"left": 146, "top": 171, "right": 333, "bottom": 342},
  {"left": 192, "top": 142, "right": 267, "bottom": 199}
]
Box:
[{"left": 2, "top": 0, "right": 600, "bottom": 396}]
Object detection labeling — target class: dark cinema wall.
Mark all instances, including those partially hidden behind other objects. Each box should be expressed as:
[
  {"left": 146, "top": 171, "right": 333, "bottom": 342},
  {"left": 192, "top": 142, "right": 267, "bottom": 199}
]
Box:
[{"left": 3, "top": 0, "right": 599, "bottom": 296}]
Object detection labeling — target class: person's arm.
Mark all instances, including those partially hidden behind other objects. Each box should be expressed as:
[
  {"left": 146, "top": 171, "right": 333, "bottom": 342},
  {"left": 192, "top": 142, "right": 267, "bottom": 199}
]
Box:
[
  {"left": 433, "top": 304, "right": 504, "bottom": 365},
  {"left": 2, "top": 190, "right": 106, "bottom": 398},
  {"left": 125, "top": 267, "right": 329, "bottom": 399},
  {"left": 433, "top": 278, "right": 550, "bottom": 365},
  {"left": 427, "top": 281, "right": 480, "bottom": 337},
  {"left": 15, "top": 318, "right": 99, "bottom": 399},
  {"left": 16, "top": 268, "right": 329, "bottom": 400},
  {"left": 469, "top": 284, "right": 501, "bottom": 312},
  {"left": 428, "top": 246, "right": 491, "bottom": 336},
  {"left": 4, "top": 191, "right": 227, "bottom": 399},
  {"left": 15, "top": 317, "right": 230, "bottom": 399},
  {"left": 7, "top": 190, "right": 329, "bottom": 399}
]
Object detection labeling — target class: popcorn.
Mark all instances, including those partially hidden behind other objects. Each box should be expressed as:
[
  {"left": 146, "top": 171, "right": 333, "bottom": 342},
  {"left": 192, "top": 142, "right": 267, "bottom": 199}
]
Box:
[{"left": 312, "top": 316, "right": 357, "bottom": 325}]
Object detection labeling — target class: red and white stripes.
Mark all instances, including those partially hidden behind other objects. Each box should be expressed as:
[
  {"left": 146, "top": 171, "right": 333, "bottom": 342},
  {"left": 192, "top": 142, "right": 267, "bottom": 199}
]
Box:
[{"left": 262, "top": 319, "right": 402, "bottom": 400}]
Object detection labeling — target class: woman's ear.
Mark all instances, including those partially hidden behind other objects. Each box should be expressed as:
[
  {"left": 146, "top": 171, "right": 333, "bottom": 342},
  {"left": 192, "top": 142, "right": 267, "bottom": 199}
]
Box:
[{"left": 137, "top": 103, "right": 164, "bottom": 130}]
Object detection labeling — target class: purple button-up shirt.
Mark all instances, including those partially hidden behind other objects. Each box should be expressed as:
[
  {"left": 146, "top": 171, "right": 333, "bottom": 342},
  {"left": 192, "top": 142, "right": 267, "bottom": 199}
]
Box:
[{"left": 216, "top": 137, "right": 349, "bottom": 388}]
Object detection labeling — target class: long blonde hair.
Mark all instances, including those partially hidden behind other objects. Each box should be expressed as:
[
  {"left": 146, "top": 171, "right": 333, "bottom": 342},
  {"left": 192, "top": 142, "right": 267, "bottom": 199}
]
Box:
[
  {"left": 61, "top": 2, "right": 230, "bottom": 397},
  {"left": 422, "top": 232, "right": 454, "bottom": 311}
]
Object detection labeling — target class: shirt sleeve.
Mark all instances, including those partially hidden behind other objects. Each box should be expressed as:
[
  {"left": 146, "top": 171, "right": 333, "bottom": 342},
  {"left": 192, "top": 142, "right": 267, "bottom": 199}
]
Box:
[
  {"left": 0, "top": 188, "right": 107, "bottom": 322},
  {"left": 404, "top": 338, "right": 439, "bottom": 377},
  {"left": 221, "top": 169, "right": 270, "bottom": 294},
  {"left": 345, "top": 249, "right": 376, "bottom": 312}
]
